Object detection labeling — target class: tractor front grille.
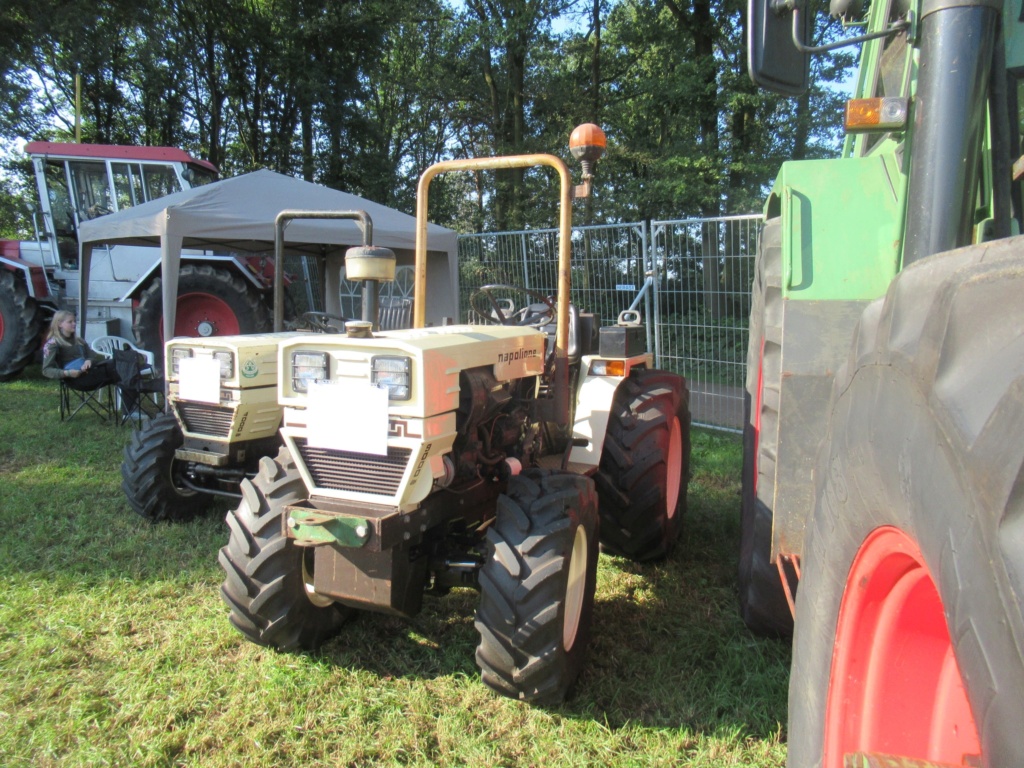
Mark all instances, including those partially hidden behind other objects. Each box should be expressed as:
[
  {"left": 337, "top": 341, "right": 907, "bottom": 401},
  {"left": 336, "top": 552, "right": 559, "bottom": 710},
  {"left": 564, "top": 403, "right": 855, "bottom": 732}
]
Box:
[
  {"left": 177, "top": 403, "right": 234, "bottom": 438},
  {"left": 295, "top": 438, "right": 410, "bottom": 496}
]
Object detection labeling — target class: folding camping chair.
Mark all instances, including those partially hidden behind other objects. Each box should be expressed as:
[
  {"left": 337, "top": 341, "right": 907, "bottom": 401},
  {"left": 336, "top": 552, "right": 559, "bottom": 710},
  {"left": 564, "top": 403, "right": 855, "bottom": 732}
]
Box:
[
  {"left": 113, "top": 347, "right": 164, "bottom": 427},
  {"left": 59, "top": 376, "right": 114, "bottom": 423}
]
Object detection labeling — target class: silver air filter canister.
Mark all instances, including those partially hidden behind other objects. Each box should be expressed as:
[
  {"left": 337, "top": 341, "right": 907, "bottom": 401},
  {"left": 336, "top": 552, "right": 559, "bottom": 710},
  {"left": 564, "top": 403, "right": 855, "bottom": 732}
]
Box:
[{"left": 345, "top": 245, "right": 397, "bottom": 282}]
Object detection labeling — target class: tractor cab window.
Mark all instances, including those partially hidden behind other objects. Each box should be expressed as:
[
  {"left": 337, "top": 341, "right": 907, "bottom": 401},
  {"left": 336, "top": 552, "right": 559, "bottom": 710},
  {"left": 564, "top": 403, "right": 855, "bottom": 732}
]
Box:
[
  {"left": 41, "top": 161, "right": 78, "bottom": 269},
  {"left": 183, "top": 166, "right": 216, "bottom": 187},
  {"left": 142, "top": 165, "right": 181, "bottom": 200},
  {"left": 69, "top": 161, "right": 113, "bottom": 221},
  {"left": 874, "top": 29, "right": 908, "bottom": 100},
  {"left": 111, "top": 162, "right": 185, "bottom": 209},
  {"left": 42, "top": 161, "right": 75, "bottom": 238},
  {"left": 871, "top": 0, "right": 911, "bottom": 99},
  {"left": 112, "top": 162, "right": 146, "bottom": 210}
]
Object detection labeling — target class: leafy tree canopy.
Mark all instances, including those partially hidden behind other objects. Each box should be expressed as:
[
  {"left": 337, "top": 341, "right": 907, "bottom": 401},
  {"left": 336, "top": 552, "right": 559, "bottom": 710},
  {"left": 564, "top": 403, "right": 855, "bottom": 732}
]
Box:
[{"left": 0, "top": 0, "right": 854, "bottom": 235}]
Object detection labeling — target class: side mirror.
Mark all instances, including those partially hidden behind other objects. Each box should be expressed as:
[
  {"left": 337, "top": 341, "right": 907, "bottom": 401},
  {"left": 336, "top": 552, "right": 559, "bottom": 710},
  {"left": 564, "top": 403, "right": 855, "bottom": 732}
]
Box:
[{"left": 747, "top": 0, "right": 811, "bottom": 96}]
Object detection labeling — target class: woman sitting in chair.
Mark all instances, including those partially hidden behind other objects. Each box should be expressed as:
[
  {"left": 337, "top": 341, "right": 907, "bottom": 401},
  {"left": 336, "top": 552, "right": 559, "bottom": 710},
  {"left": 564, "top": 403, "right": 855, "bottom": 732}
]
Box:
[{"left": 42, "top": 310, "right": 120, "bottom": 389}]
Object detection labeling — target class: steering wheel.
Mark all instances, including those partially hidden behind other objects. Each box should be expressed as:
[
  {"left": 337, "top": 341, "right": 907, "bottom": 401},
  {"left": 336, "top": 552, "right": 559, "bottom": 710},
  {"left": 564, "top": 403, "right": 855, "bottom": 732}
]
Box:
[
  {"left": 291, "top": 311, "right": 349, "bottom": 333},
  {"left": 470, "top": 284, "right": 556, "bottom": 328}
]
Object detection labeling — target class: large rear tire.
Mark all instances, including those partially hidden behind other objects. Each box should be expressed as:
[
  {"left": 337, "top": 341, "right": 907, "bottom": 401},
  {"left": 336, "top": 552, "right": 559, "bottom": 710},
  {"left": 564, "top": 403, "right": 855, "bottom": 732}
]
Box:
[
  {"left": 738, "top": 218, "right": 793, "bottom": 636},
  {"left": 475, "top": 469, "right": 600, "bottom": 704},
  {"left": 788, "top": 240, "right": 1024, "bottom": 767},
  {"left": 0, "top": 270, "right": 43, "bottom": 382},
  {"left": 133, "top": 264, "right": 271, "bottom": 366},
  {"left": 121, "top": 411, "right": 211, "bottom": 522},
  {"left": 594, "top": 369, "right": 690, "bottom": 562},
  {"left": 219, "top": 447, "right": 349, "bottom": 651}
]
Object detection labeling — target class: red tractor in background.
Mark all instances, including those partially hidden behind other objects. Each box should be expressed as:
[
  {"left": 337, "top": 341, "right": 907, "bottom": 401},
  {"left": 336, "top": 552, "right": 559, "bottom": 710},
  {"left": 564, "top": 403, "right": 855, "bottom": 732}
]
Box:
[{"left": 0, "top": 142, "right": 272, "bottom": 380}]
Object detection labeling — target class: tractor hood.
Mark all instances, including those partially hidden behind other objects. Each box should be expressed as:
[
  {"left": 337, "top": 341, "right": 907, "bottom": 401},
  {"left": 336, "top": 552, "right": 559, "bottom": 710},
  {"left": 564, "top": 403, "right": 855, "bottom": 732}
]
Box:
[
  {"left": 279, "top": 323, "right": 546, "bottom": 417},
  {"left": 277, "top": 324, "right": 546, "bottom": 509}
]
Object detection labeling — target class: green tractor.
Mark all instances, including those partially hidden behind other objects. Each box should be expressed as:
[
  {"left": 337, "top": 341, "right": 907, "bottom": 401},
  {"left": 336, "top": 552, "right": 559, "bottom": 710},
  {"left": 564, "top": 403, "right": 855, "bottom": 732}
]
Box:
[
  {"left": 216, "top": 128, "right": 692, "bottom": 703},
  {"left": 742, "top": 0, "right": 1024, "bottom": 764}
]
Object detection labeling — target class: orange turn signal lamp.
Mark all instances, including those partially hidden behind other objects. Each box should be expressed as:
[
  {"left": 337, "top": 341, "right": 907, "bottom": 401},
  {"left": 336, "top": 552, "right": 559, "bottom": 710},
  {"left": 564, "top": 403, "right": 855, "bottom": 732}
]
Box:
[
  {"left": 589, "top": 359, "right": 625, "bottom": 377},
  {"left": 844, "top": 97, "right": 908, "bottom": 134}
]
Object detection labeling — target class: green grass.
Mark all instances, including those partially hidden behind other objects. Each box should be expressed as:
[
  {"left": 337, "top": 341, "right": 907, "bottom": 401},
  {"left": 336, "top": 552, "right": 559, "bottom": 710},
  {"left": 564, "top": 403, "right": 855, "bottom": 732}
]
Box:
[{"left": 0, "top": 367, "right": 790, "bottom": 767}]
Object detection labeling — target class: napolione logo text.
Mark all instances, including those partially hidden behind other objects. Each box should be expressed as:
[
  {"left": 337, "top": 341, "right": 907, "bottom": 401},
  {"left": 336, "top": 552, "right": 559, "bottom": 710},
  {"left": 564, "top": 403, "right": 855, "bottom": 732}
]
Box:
[{"left": 496, "top": 348, "right": 539, "bottom": 365}]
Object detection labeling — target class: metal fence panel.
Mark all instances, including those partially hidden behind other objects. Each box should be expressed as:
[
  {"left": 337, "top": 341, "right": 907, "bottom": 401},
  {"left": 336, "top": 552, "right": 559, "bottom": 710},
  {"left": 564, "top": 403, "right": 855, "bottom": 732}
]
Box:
[
  {"left": 457, "top": 214, "right": 760, "bottom": 433},
  {"left": 651, "top": 215, "right": 759, "bottom": 432},
  {"left": 457, "top": 223, "right": 650, "bottom": 335}
]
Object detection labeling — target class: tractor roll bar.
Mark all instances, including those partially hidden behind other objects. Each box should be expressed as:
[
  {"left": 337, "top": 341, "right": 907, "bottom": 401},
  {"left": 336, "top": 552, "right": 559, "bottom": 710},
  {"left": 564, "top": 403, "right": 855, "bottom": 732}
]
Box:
[
  {"left": 414, "top": 155, "right": 573, "bottom": 351},
  {"left": 414, "top": 155, "right": 574, "bottom": 425},
  {"left": 273, "top": 210, "right": 372, "bottom": 332}
]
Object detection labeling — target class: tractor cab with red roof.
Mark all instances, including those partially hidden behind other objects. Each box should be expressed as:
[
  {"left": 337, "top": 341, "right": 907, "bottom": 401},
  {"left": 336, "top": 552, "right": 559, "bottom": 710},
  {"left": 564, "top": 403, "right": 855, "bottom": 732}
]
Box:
[{"left": 0, "top": 142, "right": 273, "bottom": 381}]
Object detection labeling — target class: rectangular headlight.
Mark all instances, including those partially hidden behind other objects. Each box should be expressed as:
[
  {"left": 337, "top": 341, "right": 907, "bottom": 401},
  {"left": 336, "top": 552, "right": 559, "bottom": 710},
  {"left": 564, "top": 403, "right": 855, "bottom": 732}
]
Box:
[
  {"left": 170, "top": 347, "right": 193, "bottom": 376},
  {"left": 371, "top": 355, "right": 411, "bottom": 400},
  {"left": 213, "top": 350, "right": 234, "bottom": 379},
  {"left": 292, "top": 351, "right": 328, "bottom": 392}
]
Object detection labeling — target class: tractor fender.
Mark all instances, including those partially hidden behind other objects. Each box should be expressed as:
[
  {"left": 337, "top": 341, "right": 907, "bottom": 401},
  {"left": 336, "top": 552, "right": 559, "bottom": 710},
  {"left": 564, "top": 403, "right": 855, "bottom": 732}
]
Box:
[
  {"left": 117, "top": 253, "right": 268, "bottom": 303},
  {"left": 762, "top": 297, "right": 870, "bottom": 562},
  {"left": 0, "top": 253, "right": 52, "bottom": 300},
  {"left": 568, "top": 354, "right": 653, "bottom": 469}
]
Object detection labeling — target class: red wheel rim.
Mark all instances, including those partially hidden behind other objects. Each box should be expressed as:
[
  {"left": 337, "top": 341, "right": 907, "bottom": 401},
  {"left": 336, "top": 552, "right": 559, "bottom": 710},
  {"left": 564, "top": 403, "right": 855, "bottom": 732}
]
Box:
[
  {"left": 825, "top": 526, "right": 980, "bottom": 767},
  {"left": 665, "top": 415, "right": 683, "bottom": 520},
  {"left": 160, "top": 293, "right": 241, "bottom": 342}
]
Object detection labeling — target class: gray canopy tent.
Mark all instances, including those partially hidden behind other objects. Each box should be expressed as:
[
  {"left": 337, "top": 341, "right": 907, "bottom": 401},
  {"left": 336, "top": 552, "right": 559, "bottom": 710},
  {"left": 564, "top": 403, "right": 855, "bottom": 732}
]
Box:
[{"left": 77, "top": 169, "right": 460, "bottom": 342}]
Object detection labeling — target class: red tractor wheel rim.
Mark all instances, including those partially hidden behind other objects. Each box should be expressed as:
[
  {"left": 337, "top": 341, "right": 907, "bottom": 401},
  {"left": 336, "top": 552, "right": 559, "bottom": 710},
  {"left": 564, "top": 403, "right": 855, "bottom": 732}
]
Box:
[
  {"left": 665, "top": 415, "right": 683, "bottom": 520},
  {"left": 161, "top": 292, "right": 241, "bottom": 342},
  {"left": 824, "top": 525, "right": 980, "bottom": 767}
]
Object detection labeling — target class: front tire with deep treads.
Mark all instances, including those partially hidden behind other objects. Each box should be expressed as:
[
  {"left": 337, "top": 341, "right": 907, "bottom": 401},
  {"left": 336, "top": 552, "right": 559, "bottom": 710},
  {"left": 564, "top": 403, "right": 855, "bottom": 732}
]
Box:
[
  {"left": 219, "top": 446, "right": 348, "bottom": 651},
  {"left": 594, "top": 369, "right": 690, "bottom": 562},
  {"left": 475, "top": 469, "right": 600, "bottom": 704},
  {"left": 133, "top": 264, "right": 271, "bottom": 366},
  {"left": 0, "top": 270, "right": 43, "bottom": 382},
  {"left": 121, "top": 411, "right": 211, "bottom": 522},
  {"left": 788, "top": 239, "right": 1024, "bottom": 767}
]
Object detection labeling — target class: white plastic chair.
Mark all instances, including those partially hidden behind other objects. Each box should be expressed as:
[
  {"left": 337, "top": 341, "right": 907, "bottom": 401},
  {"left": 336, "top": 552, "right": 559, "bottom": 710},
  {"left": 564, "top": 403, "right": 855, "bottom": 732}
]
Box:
[{"left": 91, "top": 335, "right": 156, "bottom": 369}]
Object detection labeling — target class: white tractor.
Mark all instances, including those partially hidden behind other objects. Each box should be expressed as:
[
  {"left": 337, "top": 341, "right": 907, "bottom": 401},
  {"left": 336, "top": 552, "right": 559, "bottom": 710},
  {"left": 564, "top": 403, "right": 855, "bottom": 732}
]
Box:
[
  {"left": 122, "top": 211, "right": 404, "bottom": 522},
  {"left": 216, "top": 127, "right": 692, "bottom": 703}
]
